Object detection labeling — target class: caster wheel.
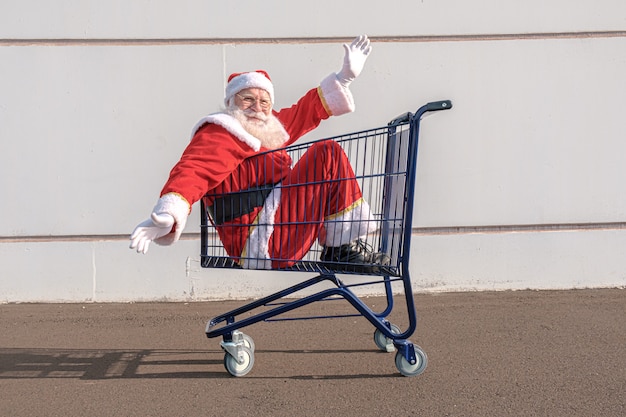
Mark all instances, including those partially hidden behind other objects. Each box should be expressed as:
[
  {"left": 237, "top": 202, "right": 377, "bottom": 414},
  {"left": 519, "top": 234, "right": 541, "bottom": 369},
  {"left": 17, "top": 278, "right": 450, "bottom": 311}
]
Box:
[
  {"left": 241, "top": 333, "right": 255, "bottom": 352},
  {"left": 224, "top": 346, "right": 254, "bottom": 377},
  {"left": 395, "top": 345, "right": 427, "bottom": 377},
  {"left": 374, "top": 323, "right": 401, "bottom": 352}
]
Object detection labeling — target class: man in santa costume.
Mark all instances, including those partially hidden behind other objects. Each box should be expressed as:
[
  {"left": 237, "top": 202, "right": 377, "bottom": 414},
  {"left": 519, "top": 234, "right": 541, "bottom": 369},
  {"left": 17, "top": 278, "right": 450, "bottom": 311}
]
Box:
[{"left": 130, "top": 35, "right": 388, "bottom": 270}]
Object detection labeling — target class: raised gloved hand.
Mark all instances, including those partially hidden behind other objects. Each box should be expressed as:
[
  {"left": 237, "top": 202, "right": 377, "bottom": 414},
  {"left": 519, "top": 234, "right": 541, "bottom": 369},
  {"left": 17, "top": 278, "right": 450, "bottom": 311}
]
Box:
[
  {"left": 336, "top": 35, "right": 372, "bottom": 87},
  {"left": 129, "top": 212, "right": 175, "bottom": 254}
]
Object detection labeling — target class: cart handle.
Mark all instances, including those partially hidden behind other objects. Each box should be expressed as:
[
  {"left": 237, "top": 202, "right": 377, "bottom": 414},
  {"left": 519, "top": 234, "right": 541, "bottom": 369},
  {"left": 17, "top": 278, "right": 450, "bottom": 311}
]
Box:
[
  {"left": 388, "top": 100, "right": 453, "bottom": 126},
  {"left": 426, "top": 100, "right": 452, "bottom": 112}
]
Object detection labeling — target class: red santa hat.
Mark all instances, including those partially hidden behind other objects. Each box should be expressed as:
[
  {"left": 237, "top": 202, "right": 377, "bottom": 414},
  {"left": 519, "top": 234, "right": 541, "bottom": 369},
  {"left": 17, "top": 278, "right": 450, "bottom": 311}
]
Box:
[{"left": 224, "top": 70, "right": 275, "bottom": 106}]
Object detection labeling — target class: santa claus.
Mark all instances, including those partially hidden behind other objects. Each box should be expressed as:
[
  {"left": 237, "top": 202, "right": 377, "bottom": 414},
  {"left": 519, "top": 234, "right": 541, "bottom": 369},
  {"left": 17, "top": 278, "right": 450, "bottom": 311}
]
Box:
[{"left": 130, "top": 35, "right": 388, "bottom": 270}]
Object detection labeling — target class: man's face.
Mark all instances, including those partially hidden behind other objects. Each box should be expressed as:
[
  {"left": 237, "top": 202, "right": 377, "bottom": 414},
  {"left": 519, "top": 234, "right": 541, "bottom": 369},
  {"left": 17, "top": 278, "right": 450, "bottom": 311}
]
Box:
[{"left": 234, "top": 87, "right": 272, "bottom": 116}]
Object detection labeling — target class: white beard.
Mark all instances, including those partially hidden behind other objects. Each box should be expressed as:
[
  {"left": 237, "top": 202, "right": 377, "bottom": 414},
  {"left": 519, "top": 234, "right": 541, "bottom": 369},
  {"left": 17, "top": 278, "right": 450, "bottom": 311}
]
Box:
[{"left": 226, "top": 106, "right": 290, "bottom": 150}]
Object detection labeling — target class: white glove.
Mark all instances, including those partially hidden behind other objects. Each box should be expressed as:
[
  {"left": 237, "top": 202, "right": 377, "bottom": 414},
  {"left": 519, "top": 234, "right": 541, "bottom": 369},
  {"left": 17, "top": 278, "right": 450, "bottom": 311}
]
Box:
[
  {"left": 336, "top": 35, "right": 372, "bottom": 87},
  {"left": 129, "top": 212, "right": 175, "bottom": 254}
]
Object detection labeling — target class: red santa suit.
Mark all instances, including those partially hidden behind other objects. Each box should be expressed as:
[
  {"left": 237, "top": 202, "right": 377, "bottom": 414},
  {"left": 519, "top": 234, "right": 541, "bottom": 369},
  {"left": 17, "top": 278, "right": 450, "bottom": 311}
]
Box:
[{"left": 152, "top": 72, "right": 377, "bottom": 269}]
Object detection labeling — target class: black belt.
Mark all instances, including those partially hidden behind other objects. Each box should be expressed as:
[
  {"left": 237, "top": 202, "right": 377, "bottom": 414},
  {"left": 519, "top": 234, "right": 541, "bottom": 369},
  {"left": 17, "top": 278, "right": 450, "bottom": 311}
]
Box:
[{"left": 207, "top": 185, "right": 275, "bottom": 225}]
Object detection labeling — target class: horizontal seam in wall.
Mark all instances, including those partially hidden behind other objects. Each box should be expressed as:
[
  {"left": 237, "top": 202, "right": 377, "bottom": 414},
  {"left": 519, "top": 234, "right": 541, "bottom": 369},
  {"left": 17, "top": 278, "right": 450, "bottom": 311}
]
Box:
[
  {"left": 1, "top": 31, "right": 625, "bottom": 46},
  {"left": 1, "top": 222, "right": 625, "bottom": 243},
  {"left": 414, "top": 222, "right": 626, "bottom": 236}
]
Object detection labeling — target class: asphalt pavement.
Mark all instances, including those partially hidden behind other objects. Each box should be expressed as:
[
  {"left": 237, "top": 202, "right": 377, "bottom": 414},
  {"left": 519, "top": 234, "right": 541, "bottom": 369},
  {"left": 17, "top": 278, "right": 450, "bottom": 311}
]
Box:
[{"left": 1, "top": 288, "right": 624, "bottom": 416}]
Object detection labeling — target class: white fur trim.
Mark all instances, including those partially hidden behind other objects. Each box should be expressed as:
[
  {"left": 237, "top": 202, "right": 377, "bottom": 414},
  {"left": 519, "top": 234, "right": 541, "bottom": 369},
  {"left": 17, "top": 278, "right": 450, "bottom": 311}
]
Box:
[
  {"left": 319, "top": 73, "right": 355, "bottom": 116},
  {"left": 152, "top": 193, "right": 190, "bottom": 246},
  {"left": 321, "top": 199, "right": 378, "bottom": 247},
  {"left": 225, "top": 72, "right": 275, "bottom": 106},
  {"left": 191, "top": 113, "right": 261, "bottom": 151},
  {"left": 242, "top": 185, "right": 282, "bottom": 269}
]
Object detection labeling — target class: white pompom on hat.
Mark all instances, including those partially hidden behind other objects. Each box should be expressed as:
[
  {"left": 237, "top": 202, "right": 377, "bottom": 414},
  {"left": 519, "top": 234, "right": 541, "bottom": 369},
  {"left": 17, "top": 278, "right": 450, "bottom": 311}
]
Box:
[{"left": 224, "top": 70, "right": 275, "bottom": 106}]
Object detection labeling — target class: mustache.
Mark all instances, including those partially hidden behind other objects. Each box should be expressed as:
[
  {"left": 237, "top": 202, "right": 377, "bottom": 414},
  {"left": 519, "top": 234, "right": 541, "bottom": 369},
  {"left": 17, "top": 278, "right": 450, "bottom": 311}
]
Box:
[
  {"left": 242, "top": 109, "right": 268, "bottom": 121},
  {"left": 226, "top": 105, "right": 289, "bottom": 149}
]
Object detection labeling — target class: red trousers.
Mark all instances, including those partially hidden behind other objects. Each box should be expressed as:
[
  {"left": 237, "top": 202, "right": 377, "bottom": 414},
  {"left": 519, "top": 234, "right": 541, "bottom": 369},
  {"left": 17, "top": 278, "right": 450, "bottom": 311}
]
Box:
[{"left": 267, "top": 140, "right": 364, "bottom": 268}]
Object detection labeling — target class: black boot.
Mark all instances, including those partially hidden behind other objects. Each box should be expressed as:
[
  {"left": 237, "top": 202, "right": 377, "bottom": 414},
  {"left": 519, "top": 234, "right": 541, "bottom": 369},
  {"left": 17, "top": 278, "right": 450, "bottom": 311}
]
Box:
[{"left": 321, "top": 239, "right": 390, "bottom": 273}]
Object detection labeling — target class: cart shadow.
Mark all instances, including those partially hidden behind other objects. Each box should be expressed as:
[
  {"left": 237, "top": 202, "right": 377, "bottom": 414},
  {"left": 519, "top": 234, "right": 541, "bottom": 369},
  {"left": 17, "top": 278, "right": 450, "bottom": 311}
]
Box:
[
  {"left": 0, "top": 347, "right": 396, "bottom": 380},
  {"left": 0, "top": 347, "right": 227, "bottom": 380}
]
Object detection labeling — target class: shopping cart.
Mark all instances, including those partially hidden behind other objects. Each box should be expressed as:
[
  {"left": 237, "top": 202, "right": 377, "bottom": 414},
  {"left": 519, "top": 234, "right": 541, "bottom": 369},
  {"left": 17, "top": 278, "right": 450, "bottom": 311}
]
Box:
[{"left": 201, "top": 100, "right": 452, "bottom": 376}]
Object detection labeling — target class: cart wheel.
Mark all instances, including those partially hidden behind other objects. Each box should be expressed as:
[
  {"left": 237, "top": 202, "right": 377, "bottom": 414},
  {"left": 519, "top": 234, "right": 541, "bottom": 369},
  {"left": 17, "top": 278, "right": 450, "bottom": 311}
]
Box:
[
  {"left": 374, "top": 323, "right": 401, "bottom": 352},
  {"left": 395, "top": 345, "right": 428, "bottom": 377},
  {"left": 241, "top": 333, "right": 255, "bottom": 352},
  {"left": 224, "top": 346, "right": 254, "bottom": 377}
]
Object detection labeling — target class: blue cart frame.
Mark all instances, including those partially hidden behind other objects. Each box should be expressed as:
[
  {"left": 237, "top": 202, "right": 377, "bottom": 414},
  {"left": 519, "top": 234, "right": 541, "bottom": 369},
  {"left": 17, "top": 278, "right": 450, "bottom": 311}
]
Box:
[{"left": 200, "top": 100, "right": 452, "bottom": 376}]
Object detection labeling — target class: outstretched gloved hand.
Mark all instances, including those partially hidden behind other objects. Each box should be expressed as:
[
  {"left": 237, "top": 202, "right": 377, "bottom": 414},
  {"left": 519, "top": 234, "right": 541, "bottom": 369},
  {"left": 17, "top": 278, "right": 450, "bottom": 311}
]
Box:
[
  {"left": 336, "top": 35, "right": 372, "bottom": 87},
  {"left": 129, "top": 212, "right": 175, "bottom": 254}
]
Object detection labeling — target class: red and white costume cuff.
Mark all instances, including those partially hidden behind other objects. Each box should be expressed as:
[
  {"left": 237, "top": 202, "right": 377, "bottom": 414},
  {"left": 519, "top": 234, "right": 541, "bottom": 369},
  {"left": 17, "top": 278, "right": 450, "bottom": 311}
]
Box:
[
  {"left": 319, "top": 73, "right": 356, "bottom": 116},
  {"left": 321, "top": 199, "right": 378, "bottom": 247},
  {"left": 152, "top": 192, "right": 190, "bottom": 246}
]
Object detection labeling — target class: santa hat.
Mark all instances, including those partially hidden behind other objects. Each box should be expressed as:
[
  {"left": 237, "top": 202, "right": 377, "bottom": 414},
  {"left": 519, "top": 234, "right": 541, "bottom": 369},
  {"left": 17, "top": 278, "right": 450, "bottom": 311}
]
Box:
[{"left": 224, "top": 70, "right": 275, "bottom": 106}]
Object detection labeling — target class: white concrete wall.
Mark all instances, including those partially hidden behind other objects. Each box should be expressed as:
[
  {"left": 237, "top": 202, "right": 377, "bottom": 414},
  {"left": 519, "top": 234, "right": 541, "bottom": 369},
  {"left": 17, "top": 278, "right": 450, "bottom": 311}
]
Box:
[{"left": 1, "top": 1, "right": 625, "bottom": 302}]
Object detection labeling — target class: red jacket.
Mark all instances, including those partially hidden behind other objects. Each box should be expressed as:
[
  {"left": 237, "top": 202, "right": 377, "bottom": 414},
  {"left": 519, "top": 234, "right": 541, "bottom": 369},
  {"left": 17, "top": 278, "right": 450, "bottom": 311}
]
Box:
[{"left": 160, "top": 87, "right": 332, "bottom": 257}]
